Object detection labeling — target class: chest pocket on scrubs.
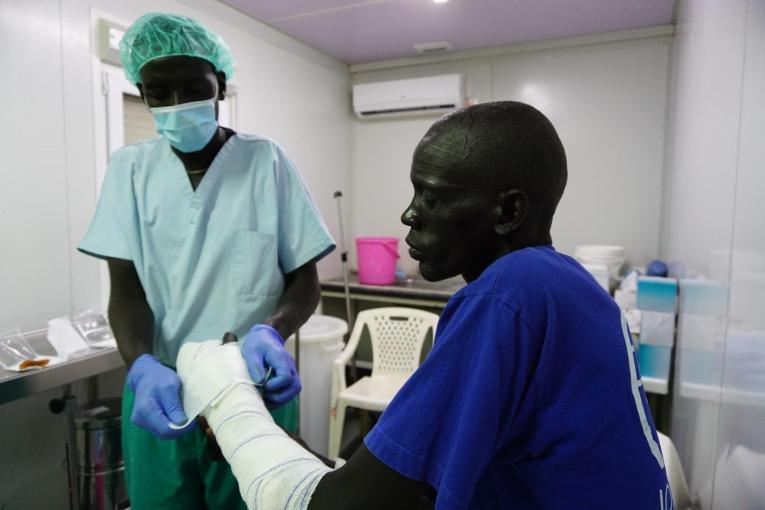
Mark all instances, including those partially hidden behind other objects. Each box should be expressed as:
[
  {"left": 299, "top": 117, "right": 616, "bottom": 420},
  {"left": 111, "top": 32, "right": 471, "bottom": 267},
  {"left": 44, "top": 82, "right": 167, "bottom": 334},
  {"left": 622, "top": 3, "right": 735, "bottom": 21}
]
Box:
[{"left": 231, "top": 230, "right": 283, "bottom": 297}]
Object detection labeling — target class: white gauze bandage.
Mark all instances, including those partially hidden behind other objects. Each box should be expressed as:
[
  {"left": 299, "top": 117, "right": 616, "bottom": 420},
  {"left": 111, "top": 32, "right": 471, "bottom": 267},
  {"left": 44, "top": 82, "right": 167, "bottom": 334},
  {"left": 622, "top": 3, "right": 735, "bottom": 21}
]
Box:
[
  {"left": 176, "top": 340, "right": 331, "bottom": 510},
  {"left": 171, "top": 341, "right": 253, "bottom": 429}
]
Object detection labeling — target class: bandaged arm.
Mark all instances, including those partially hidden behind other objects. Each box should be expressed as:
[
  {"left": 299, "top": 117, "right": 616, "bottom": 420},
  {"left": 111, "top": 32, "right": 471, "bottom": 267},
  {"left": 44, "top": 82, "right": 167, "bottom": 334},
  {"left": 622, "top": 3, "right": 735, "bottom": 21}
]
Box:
[{"left": 176, "top": 340, "right": 433, "bottom": 510}]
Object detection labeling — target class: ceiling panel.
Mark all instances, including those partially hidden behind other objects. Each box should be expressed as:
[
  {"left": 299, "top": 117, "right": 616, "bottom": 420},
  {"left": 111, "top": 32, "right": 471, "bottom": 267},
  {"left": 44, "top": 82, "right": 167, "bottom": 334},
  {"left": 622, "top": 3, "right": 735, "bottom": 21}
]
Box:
[
  {"left": 223, "top": 0, "right": 370, "bottom": 22},
  {"left": 222, "top": 0, "right": 674, "bottom": 64}
]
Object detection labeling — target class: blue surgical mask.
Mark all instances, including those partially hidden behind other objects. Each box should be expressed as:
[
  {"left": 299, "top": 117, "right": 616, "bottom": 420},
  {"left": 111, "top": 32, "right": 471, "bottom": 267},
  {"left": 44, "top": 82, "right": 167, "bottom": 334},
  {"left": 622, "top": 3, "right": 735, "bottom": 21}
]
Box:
[{"left": 149, "top": 97, "right": 218, "bottom": 153}]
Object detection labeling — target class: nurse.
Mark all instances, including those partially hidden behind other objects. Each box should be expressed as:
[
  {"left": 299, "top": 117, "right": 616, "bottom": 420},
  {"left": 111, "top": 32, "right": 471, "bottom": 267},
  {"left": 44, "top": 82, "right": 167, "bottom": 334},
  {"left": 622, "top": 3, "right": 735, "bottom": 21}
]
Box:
[{"left": 78, "top": 12, "right": 335, "bottom": 509}]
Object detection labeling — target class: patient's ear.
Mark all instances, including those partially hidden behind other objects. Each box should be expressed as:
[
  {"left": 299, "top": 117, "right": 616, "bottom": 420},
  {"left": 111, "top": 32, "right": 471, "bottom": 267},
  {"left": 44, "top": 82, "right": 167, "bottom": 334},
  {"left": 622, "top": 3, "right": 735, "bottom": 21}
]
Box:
[{"left": 495, "top": 189, "right": 528, "bottom": 236}]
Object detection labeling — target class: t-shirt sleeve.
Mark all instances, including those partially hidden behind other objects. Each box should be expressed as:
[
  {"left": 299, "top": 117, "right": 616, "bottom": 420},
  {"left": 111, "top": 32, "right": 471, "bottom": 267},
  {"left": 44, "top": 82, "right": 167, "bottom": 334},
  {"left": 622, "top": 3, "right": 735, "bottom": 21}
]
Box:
[
  {"left": 272, "top": 145, "right": 336, "bottom": 273},
  {"left": 364, "top": 294, "right": 540, "bottom": 509},
  {"left": 77, "top": 149, "right": 133, "bottom": 260}
]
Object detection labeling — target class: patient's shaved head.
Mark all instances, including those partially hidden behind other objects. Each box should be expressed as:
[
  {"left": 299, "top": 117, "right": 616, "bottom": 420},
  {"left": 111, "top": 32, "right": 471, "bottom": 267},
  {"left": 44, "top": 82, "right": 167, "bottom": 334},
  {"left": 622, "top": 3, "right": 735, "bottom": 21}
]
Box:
[
  {"left": 402, "top": 101, "right": 568, "bottom": 282},
  {"left": 417, "top": 101, "right": 567, "bottom": 227}
]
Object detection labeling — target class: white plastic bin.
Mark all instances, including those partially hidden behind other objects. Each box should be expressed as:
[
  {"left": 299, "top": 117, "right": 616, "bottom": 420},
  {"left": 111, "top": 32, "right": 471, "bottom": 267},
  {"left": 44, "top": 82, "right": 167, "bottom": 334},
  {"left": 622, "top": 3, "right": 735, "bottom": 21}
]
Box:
[{"left": 285, "top": 315, "right": 348, "bottom": 457}]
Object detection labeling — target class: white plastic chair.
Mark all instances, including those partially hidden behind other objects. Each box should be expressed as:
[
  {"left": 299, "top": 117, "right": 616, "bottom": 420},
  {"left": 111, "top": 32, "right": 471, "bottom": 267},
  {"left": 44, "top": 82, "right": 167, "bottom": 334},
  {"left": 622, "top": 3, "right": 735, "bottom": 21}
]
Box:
[
  {"left": 328, "top": 307, "right": 439, "bottom": 460},
  {"left": 657, "top": 431, "right": 693, "bottom": 509}
]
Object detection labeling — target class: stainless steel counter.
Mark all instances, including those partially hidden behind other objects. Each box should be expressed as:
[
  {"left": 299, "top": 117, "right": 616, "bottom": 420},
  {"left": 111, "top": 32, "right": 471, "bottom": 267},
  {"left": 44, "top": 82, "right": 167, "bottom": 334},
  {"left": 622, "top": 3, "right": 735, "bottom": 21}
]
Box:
[
  {"left": 0, "top": 329, "right": 124, "bottom": 405},
  {"left": 320, "top": 274, "right": 465, "bottom": 307}
]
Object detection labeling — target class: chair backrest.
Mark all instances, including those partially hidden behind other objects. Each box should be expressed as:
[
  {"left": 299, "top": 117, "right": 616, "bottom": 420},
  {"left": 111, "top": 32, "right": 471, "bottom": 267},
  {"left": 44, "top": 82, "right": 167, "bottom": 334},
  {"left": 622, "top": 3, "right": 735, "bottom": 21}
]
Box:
[
  {"left": 657, "top": 431, "right": 692, "bottom": 509},
  {"left": 356, "top": 307, "right": 439, "bottom": 377}
]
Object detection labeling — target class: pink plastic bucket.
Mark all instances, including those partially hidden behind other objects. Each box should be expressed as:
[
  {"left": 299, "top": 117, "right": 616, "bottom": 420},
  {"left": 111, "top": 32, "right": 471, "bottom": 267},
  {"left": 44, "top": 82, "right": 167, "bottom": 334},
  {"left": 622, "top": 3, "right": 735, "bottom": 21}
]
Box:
[{"left": 356, "top": 237, "right": 400, "bottom": 285}]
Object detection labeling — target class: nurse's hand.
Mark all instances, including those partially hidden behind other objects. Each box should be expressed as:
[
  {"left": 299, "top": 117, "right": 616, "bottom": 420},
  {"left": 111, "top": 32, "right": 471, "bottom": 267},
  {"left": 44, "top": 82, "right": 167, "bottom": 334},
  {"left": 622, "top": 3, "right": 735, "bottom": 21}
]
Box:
[
  {"left": 242, "top": 324, "right": 302, "bottom": 409},
  {"left": 126, "top": 354, "right": 196, "bottom": 439}
]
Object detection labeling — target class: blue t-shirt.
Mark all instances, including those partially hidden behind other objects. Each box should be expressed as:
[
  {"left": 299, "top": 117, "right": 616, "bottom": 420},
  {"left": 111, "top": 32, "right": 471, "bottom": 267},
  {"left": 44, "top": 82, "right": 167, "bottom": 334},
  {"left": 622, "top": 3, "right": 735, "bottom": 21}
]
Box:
[{"left": 365, "top": 246, "right": 671, "bottom": 509}]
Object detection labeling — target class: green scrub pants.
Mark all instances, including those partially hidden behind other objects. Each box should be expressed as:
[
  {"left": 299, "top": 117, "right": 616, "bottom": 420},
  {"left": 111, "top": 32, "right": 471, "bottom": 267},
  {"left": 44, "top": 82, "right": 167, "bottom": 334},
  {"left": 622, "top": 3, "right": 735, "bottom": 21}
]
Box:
[{"left": 121, "top": 384, "right": 298, "bottom": 509}]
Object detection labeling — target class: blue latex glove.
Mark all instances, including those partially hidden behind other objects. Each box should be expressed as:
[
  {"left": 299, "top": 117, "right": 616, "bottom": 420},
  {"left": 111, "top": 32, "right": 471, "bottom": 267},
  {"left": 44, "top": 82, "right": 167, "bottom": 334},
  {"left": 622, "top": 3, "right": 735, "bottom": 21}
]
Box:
[
  {"left": 241, "top": 324, "right": 302, "bottom": 409},
  {"left": 126, "top": 354, "right": 196, "bottom": 439}
]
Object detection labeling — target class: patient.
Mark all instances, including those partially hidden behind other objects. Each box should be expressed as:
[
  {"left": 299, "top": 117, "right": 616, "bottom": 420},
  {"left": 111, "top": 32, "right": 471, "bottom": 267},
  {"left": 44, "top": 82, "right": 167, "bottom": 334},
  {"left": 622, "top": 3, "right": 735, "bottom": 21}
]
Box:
[{"left": 176, "top": 101, "right": 673, "bottom": 509}]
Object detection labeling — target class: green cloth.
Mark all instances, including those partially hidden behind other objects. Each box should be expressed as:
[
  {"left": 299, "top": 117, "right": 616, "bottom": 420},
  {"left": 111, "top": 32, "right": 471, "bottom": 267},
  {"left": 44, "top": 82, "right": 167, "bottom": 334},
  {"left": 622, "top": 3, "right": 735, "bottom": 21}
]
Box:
[
  {"left": 121, "top": 385, "right": 298, "bottom": 509},
  {"left": 268, "top": 394, "right": 299, "bottom": 433}
]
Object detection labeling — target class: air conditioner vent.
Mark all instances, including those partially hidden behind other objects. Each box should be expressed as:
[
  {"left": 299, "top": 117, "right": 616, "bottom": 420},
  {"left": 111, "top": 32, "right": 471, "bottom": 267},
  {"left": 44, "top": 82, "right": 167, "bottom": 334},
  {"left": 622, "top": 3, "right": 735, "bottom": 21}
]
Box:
[{"left": 413, "top": 41, "right": 454, "bottom": 54}]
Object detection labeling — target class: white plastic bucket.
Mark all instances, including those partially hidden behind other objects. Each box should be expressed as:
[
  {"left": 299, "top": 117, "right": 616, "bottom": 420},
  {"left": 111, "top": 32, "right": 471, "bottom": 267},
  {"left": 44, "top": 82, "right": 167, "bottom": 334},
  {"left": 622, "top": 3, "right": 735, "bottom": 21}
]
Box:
[
  {"left": 574, "top": 245, "right": 625, "bottom": 279},
  {"left": 285, "top": 315, "right": 348, "bottom": 457}
]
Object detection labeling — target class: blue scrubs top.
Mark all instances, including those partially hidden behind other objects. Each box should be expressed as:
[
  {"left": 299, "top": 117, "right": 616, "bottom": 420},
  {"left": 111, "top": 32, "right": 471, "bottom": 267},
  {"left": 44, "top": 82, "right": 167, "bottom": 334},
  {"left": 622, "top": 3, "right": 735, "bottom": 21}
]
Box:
[
  {"left": 79, "top": 134, "right": 335, "bottom": 365},
  {"left": 365, "top": 246, "right": 672, "bottom": 509}
]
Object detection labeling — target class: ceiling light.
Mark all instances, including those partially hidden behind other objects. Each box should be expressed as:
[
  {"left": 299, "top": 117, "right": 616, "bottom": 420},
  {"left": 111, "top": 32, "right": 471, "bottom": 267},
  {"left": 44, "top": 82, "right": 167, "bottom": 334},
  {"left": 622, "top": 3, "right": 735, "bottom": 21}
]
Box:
[{"left": 433, "top": 0, "right": 449, "bottom": 4}]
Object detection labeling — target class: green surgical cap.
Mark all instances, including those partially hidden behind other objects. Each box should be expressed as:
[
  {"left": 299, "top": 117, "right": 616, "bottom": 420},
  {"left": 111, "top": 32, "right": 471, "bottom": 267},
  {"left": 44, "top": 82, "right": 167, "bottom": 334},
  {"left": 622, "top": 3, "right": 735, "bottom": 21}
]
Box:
[{"left": 120, "top": 12, "right": 235, "bottom": 84}]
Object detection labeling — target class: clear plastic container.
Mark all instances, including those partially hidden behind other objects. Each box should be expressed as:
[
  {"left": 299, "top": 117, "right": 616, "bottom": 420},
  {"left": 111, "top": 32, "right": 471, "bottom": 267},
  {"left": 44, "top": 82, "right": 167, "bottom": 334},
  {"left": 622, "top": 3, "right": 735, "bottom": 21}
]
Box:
[
  {"left": 72, "top": 310, "right": 115, "bottom": 346},
  {"left": 0, "top": 329, "right": 46, "bottom": 370}
]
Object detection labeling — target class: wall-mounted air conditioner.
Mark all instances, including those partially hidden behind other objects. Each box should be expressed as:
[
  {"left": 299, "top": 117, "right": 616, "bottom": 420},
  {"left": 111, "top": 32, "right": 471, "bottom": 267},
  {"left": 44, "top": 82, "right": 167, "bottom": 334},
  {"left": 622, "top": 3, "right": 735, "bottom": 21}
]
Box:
[{"left": 352, "top": 74, "right": 465, "bottom": 119}]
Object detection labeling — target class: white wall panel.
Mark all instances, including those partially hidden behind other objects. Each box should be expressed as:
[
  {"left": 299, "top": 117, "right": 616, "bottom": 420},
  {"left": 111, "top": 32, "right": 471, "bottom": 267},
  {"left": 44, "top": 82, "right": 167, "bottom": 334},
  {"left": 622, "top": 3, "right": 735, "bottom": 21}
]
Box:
[
  {"left": 492, "top": 39, "right": 670, "bottom": 265},
  {"left": 0, "top": 0, "right": 72, "bottom": 331},
  {"left": 351, "top": 37, "right": 671, "bottom": 274},
  {"left": 666, "top": 1, "right": 765, "bottom": 508},
  {"left": 710, "top": 0, "right": 765, "bottom": 507},
  {"left": 661, "top": 0, "right": 747, "bottom": 277}
]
